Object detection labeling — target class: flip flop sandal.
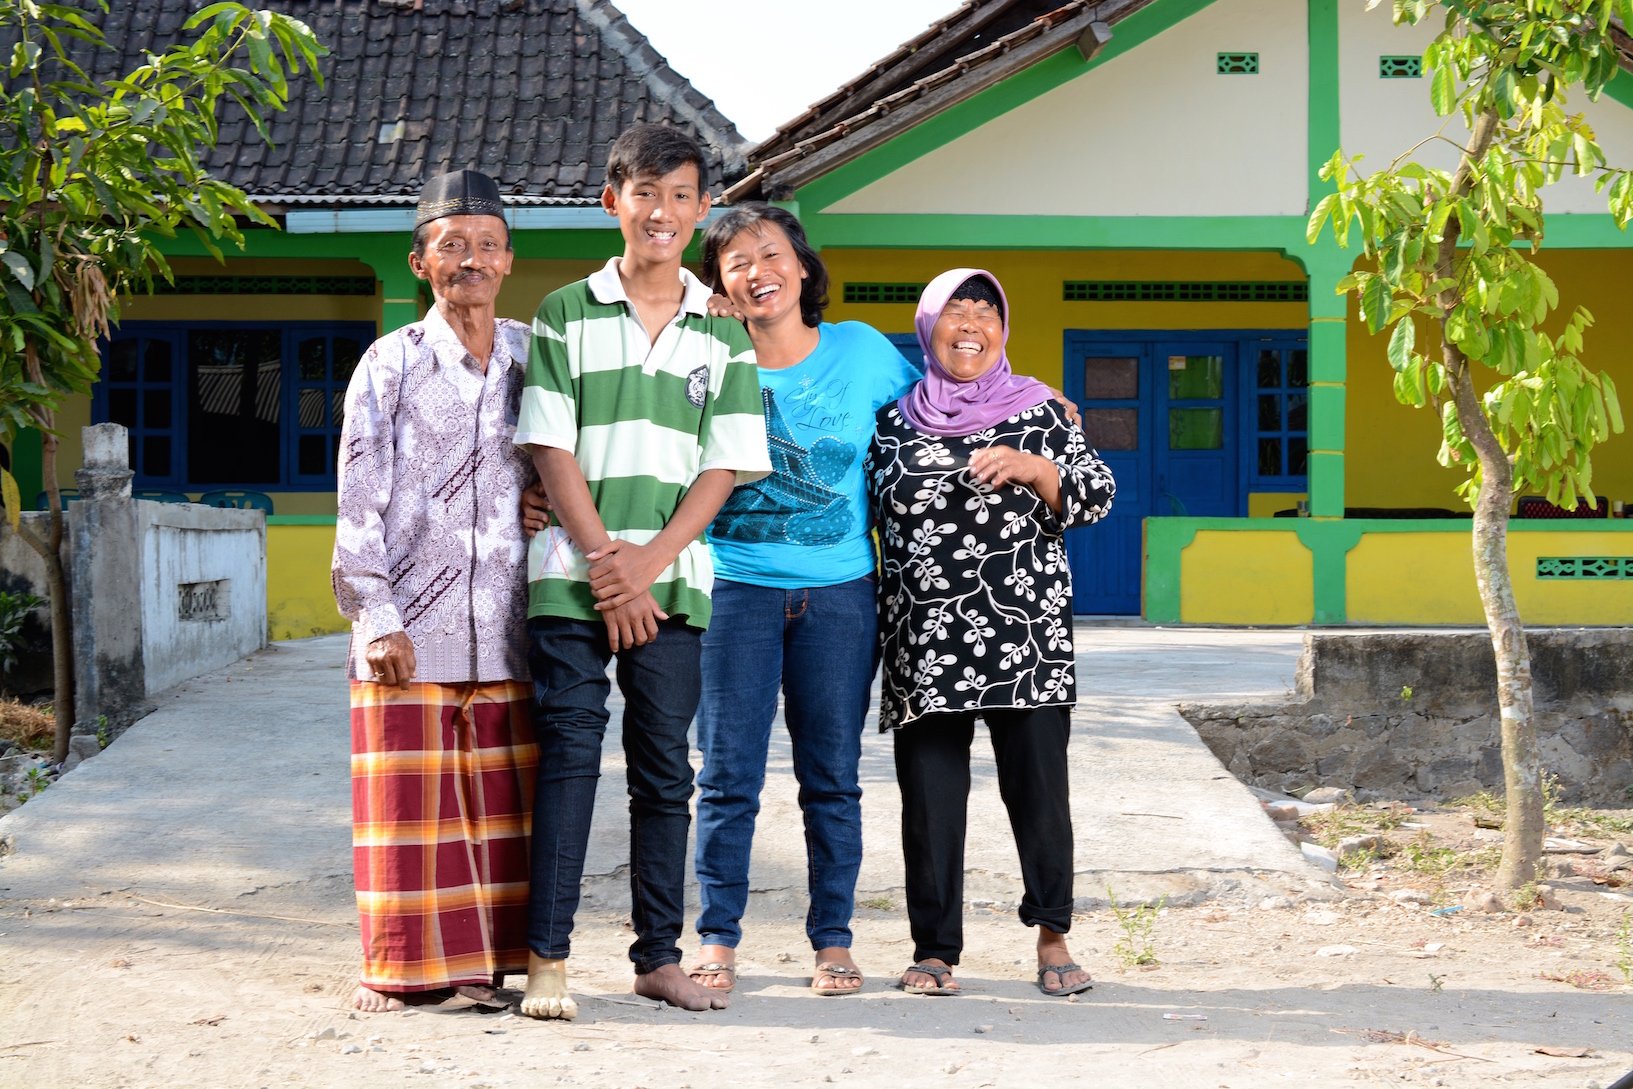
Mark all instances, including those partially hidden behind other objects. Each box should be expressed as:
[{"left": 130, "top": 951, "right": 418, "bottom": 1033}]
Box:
[
  {"left": 811, "top": 961, "right": 864, "bottom": 996},
  {"left": 687, "top": 961, "right": 736, "bottom": 993},
  {"left": 1037, "top": 961, "right": 1094, "bottom": 997},
  {"left": 898, "top": 961, "right": 960, "bottom": 996}
]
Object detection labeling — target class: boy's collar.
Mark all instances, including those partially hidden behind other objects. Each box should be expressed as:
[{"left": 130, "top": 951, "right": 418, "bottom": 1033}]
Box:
[{"left": 588, "top": 257, "right": 711, "bottom": 317}]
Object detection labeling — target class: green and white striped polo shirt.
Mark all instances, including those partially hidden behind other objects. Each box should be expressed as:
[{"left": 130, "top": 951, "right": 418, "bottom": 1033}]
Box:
[{"left": 515, "top": 258, "right": 771, "bottom": 629}]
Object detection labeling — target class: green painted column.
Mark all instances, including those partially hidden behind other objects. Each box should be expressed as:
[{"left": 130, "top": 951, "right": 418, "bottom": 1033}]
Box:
[{"left": 353, "top": 238, "right": 420, "bottom": 334}]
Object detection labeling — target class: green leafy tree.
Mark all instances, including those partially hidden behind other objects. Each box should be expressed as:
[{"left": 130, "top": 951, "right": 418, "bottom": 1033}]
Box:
[
  {"left": 1309, "top": 0, "right": 1631, "bottom": 894},
  {"left": 1, "top": 1, "right": 324, "bottom": 763}
]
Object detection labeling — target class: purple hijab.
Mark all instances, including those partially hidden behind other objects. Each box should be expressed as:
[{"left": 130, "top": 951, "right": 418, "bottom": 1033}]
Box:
[{"left": 896, "top": 268, "right": 1051, "bottom": 437}]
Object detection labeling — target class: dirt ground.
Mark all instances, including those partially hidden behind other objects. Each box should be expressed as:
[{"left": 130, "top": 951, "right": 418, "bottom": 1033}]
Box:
[{"left": 2, "top": 801, "right": 1630, "bottom": 1089}]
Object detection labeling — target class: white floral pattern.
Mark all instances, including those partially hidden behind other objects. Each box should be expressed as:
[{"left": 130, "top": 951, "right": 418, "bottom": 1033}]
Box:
[{"left": 866, "top": 401, "right": 1115, "bottom": 731}]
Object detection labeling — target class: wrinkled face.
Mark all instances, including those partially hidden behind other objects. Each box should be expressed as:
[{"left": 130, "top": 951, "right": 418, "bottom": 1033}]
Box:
[
  {"left": 716, "top": 222, "right": 806, "bottom": 328},
  {"left": 602, "top": 162, "right": 712, "bottom": 265},
  {"left": 929, "top": 296, "right": 1004, "bottom": 382},
  {"left": 409, "top": 215, "right": 513, "bottom": 308}
]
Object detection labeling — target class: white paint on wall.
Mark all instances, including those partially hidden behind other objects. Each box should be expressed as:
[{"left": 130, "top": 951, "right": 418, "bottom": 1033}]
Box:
[
  {"left": 139, "top": 504, "right": 267, "bottom": 695},
  {"left": 827, "top": 0, "right": 1309, "bottom": 217},
  {"left": 1339, "top": 4, "right": 1633, "bottom": 215}
]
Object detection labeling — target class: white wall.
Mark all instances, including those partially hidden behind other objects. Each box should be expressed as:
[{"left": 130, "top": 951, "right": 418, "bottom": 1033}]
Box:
[
  {"left": 139, "top": 503, "right": 266, "bottom": 695},
  {"left": 828, "top": 0, "right": 1310, "bottom": 216},
  {"left": 1340, "top": 3, "right": 1633, "bottom": 214}
]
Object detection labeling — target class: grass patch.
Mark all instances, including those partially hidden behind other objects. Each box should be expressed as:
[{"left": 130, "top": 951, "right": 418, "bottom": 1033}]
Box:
[
  {"left": 1396, "top": 833, "right": 1501, "bottom": 877},
  {"left": 0, "top": 697, "right": 53, "bottom": 751},
  {"left": 1454, "top": 781, "right": 1633, "bottom": 838},
  {"left": 1299, "top": 803, "right": 1412, "bottom": 849}
]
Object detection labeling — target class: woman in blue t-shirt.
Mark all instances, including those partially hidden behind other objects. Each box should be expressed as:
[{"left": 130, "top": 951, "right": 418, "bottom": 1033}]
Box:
[{"left": 688, "top": 204, "right": 920, "bottom": 997}]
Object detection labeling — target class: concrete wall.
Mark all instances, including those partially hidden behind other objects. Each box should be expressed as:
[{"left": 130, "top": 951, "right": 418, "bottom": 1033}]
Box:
[
  {"left": 1183, "top": 629, "right": 1633, "bottom": 805},
  {"left": 139, "top": 503, "right": 266, "bottom": 695}
]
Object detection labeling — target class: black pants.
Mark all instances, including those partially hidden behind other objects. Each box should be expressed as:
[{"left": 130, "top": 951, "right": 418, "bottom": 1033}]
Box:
[{"left": 892, "top": 705, "right": 1074, "bottom": 966}]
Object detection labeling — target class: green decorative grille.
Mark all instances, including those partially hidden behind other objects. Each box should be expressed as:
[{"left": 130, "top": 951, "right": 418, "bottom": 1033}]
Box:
[
  {"left": 1063, "top": 281, "right": 1308, "bottom": 303},
  {"left": 1379, "top": 55, "right": 1423, "bottom": 78},
  {"left": 152, "top": 276, "right": 378, "bottom": 296},
  {"left": 1217, "top": 52, "right": 1259, "bottom": 75},
  {"left": 1536, "top": 556, "right": 1633, "bottom": 579},
  {"left": 842, "top": 282, "right": 928, "bottom": 304}
]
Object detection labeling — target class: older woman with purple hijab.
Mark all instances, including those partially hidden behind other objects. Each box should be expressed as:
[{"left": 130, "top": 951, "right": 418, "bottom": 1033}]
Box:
[{"left": 865, "top": 268, "right": 1115, "bottom": 998}]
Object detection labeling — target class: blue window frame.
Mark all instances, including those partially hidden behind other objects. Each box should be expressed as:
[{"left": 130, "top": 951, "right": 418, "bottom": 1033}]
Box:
[
  {"left": 94, "top": 321, "right": 374, "bottom": 491},
  {"left": 1249, "top": 341, "right": 1309, "bottom": 488}
]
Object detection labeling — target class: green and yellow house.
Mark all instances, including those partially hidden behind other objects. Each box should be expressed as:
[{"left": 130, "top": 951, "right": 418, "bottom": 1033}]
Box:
[{"left": 15, "top": 0, "right": 1633, "bottom": 635}]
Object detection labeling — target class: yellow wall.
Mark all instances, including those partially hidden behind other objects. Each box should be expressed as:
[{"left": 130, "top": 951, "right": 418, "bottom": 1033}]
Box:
[
  {"left": 1347, "top": 527, "right": 1633, "bottom": 626},
  {"left": 1179, "top": 529, "right": 1314, "bottom": 624},
  {"left": 267, "top": 522, "right": 348, "bottom": 640},
  {"left": 1344, "top": 249, "right": 1633, "bottom": 513},
  {"left": 819, "top": 249, "right": 1309, "bottom": 384}
]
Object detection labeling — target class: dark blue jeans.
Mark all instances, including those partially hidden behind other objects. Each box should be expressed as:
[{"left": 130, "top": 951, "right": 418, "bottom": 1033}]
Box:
[
  {"left": 694, "top": 576, "right": 877, "bottom": 951},
  {"left": 526, "top": 615, "right": 702, "bottom": 974}
]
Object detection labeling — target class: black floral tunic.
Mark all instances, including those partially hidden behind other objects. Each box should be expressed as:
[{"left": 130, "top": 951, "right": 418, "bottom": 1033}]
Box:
[{"left": 866, "top": 400, "right": 1115, "bottom": 731}]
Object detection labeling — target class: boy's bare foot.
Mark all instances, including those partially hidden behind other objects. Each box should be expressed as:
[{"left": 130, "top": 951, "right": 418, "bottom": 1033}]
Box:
[
  {"left": 1036, "top": 930, "right": 1093, "bottom": 996},
  {"left": 350, "top": 985, "right": 407, "bottom": 1013},
  {"left": 811, "top": 946, "right": 864, "bottom": 994},
  {"left": 519, "top": 954, "right": 579, "bottom": 1020},
  {"left": 634, "top": 963, "right": 730, "bottom": 1010},
  {"left": 688, "top": 944, "right": 737, "bottom": 991}
]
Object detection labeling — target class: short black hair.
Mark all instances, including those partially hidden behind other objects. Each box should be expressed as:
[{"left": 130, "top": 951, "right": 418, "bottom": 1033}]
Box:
[
  {"left": 700, "top": 203, "right": 830, "bottom": 328},
  {"left": 948, "top": 274, "right": 1004, "bottom": 322},
  {"left": 410, "top": 217, "right": 512, "bottom": 259},
  {"left": 606, "top": 123, "right": 709, "bottom": 193}
]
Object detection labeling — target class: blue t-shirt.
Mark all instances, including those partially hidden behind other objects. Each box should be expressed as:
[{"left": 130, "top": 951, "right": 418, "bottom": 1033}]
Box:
[{"left": 708, "top": 321, "right": 921, "bottom": 588}]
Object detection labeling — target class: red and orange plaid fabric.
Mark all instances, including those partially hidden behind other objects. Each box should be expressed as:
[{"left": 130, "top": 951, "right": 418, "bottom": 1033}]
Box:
[{"left": 351, "top": 679, "right": 537, "bottom": 992}]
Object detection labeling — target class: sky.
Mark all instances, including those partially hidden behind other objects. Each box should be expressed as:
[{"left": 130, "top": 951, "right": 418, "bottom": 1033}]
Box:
[{"left": 612, "top": 0, "right": 961, "bottom": 142}]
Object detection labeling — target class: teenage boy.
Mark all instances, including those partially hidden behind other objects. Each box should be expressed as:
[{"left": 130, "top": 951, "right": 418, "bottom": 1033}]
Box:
[{"left": 514, "top": 123, "right": 771, "bottom": 1020}]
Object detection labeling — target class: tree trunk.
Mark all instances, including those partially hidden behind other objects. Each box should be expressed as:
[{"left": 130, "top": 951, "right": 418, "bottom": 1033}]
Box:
[
  {"left": 13, "top": 427, "right": 75, "bottom": 766},
  {"left": 1444, "top": 351, "right": 1543, "bottom": 896}
]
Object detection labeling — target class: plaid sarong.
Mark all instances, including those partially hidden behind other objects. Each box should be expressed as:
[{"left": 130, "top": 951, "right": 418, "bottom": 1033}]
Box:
[{"left": 351, "top": 679, "right": 537, "bottom": 992}]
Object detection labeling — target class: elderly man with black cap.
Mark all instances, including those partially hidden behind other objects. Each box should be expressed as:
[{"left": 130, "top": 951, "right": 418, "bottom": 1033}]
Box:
[{"left": 332, "top": 169, "right": 538, "bottom": 1013}]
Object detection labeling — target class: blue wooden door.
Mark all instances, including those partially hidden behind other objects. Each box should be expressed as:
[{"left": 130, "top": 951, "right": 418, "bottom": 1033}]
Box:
[{"left": 1064, "top": 335, "right": 1243, "bottom": 614}]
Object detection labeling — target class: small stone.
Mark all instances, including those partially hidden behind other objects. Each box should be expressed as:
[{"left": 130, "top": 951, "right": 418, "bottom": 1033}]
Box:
[
  {"left": 419, "top": 1060, "right": 436, "bottom": 1074},
  {"left": 1303, "top": 787, "right": 1350, "bottom": 805},
  {"left": 1257, "top": 896, "right": 1294, "bottom": 911},
  {"left": 315, "top": 1027, "right": 338, "bottom": 1041},
  {"left": 1315, "top": 944, "right": 1357, "bottom": 957},
  {"left": 1336, "top": 834, "right": 1383, "bottom": 857},
  {"left": 1262, "top": 803, "right": 1299, "bottom": 822},
  {"left": 1302, "top": 909, "right": 1342, "bottom": 926},
  {"left": 572, "top": 1043, "right": 590, "bottom": 1052},
  {"left": 1301, "top": 843, "right": 1338, "bottom": 873},
  {"left": 974, "top": 1024, "right": 994, "bottom": 1034},
  {"left": 1390, "top": 889, "right": 1431, "bottom": 905},
  {"left": 852, "top": 1046, "right": 876, "bottom": 1057},
  {"left": 340, "top": 1044, "right": 362, "bottom": 1055},
  {"left": 1462, "top": 889, "right": 1505, "bottom": 913}
]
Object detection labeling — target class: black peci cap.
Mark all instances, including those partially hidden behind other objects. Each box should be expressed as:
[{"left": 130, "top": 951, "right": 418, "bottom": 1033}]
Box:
[{"left": 414, "top": 169, "right": 506, "bottom": 228}]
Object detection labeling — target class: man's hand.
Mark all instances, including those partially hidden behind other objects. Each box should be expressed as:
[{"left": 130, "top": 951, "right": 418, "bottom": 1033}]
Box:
[
  {"left": 587, "top": 539, "right": 667, "bottom": 609},
  {"left": 365, "top": 631, "right": 416, "bottom": 689},
  {"left": 520, "top": 480, "right": 553, "bottom": 537},
  {"left": 602, "top": 593, "right": 668, "bottom": 652}
]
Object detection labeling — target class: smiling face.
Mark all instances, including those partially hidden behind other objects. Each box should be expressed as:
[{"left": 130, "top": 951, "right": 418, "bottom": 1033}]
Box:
[
  {"left": 929, "top": 295, "right": 1005, "bottom": 382},
  {"left": 602, "top": 161, "right": 712, "bottom": 269},
  {"left": 408, "top": 215, "right": 513, "bottom": 310},
  {"left": 716, "top": 221, "right": 807, "bottom": 331}
]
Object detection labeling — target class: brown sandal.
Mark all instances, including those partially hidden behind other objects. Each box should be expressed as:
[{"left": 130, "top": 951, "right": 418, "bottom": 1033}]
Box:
[
  {"left": 687, "top": 961, "right": 736, "bottom": 992},
  {"left": 811, "top": 961, "right": 864, "bottom": 995}
]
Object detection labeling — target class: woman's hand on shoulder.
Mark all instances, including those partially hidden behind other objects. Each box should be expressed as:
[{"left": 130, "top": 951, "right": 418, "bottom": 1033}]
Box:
[
  {"left": 706, "top": 293, "right": 745, "bottom": 321},
  {"left": 1045, "top": 385, "right": 1081, "bottom": 427}
]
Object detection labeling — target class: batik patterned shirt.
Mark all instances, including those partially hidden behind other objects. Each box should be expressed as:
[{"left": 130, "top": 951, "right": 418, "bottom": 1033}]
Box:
[
  {"left": 866, "top": 400, "right": 1116, "bottom": 731},
  {"left": 332, "top": 306, "right": 533, "bottom": 683}
]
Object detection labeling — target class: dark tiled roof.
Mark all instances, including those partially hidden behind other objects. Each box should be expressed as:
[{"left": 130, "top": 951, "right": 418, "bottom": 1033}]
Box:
[{"left": 75, "top": 0, "right": 748, "bottom": 206}]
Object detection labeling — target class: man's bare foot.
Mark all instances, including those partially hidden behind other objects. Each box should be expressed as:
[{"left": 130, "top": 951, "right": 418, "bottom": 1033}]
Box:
[
  {"left": 811, "top": 946, "right": 863, "bottom": 995},
  {"left": 519, "top": 954, "right": 579, "bottom": 1020},
  {"left": 1036, "top": 930, "right": 1093, "bottom": 996},
  {"left": 688, "top": 943, "right": 737, "bottom": 991},
  {"left": 634, "top": 962, "right": 730, "bottom": 1010},
  {"left": 351, "top": 985, "right": 406, "bottom": 1013}
]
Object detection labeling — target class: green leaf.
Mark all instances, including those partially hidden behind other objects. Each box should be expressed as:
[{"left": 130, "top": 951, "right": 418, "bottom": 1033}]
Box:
[
  {"left": 1430, "top": 61, "right": 1457, "bottom": 116},
  {"left": 1362, "top": 276, "right": 1392, "bottom": 334},
  {"left": 1387, "top": 319, "right": 1415, "bottom": 372},
  {"left": 1, "top": 468, "right": 20, "bottom": 532},
  {"left": 1, "top": 252, "right": 35, "bottom": 292}
]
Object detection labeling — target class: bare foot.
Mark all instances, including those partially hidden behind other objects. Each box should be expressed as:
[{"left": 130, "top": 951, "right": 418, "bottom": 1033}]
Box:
[
  {"left": 519, "top": 953, "right": 579, "bottom": 1020},
  {"left": 688, "top": 944, "right": 737, "bottom": 991},
  {"left": 350, "top": 985, "right": 406, "bottom": 1013},
  {"left": 811, "top": 946, "right": 863, "bottom": 994},
  {"left": 454, "top": 985, "right": 506, "bottom": 1006},
  {"left": 634, "top": 962, "right": 730, "bottom": 1010},
  {"left": 1036, "top": 930, "right": 1093, "bottom": 995}
]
